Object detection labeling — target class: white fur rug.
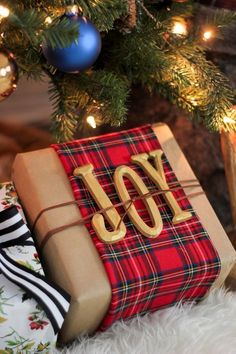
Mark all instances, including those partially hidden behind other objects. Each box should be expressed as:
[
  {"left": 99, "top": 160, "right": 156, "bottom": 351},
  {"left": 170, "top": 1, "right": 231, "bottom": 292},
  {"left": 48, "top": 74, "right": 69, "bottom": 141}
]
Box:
[{"left": 55, "top": 289, "right": 236, "bottom": 354}]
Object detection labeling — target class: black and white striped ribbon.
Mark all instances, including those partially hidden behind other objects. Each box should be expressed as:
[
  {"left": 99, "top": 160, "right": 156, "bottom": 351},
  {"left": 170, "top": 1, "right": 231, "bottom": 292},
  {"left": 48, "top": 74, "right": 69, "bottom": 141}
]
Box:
[
  {"left": 0, "top": 206, "right": 31, "bottom": 248},
  {"left": 0, "top": 206, "right": 70, "bottom": 334}
]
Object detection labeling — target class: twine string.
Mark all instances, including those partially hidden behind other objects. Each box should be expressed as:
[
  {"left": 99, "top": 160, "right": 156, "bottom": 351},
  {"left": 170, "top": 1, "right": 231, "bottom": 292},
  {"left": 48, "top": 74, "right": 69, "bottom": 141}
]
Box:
[
  {"left": 116, "top": 200, "right": 133, "bottom": 230},
  {"left": 32, "top": 178, "right": 197, "bottom": 232},
  {"left": 32, "top": 179, "right": 202, "bottom": 253}
]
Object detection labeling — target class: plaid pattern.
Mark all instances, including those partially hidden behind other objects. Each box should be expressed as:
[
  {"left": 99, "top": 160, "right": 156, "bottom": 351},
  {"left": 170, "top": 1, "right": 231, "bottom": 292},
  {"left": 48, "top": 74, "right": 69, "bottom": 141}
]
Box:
[{"left": 52, "top": 124, "right": 221, "bottom": 330}]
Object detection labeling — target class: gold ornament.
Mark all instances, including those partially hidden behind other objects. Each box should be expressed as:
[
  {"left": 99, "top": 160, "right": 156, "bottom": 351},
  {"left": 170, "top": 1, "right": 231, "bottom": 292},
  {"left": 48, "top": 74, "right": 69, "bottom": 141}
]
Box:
[{"left": 0, "top": 49, "right": 18, "bottom": 102}]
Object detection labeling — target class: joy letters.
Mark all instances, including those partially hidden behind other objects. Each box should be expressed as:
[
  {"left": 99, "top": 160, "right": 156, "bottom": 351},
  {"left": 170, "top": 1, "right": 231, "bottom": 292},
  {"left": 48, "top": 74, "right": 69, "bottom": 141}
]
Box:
[{"left": 74, "top": 149, "right": 192, "bottom": 243}]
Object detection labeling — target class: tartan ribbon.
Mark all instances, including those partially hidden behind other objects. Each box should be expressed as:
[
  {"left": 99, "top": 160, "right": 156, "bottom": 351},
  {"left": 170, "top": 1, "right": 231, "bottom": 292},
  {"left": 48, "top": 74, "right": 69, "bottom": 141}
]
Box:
[
  {"left": 52, "top": 124, "right": 221, "bottom": 330},
  {"left": 0, "top": 206, "right": 70, "bottom": 334}
]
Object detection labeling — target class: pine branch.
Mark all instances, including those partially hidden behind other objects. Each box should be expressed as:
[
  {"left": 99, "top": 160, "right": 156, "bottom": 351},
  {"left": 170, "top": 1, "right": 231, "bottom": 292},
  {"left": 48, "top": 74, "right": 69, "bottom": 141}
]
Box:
[
  {"left": 48, "top": 72, "right": 80, "bottom": 142},
  {"left": 106, "top": 23, "right": 169, "bottom": 88},
  {"left": 87, "top": 70, "right": 129, "bottom": 126},
  {"left": 48, "top": 69, "right": 129, "bottom": 141},
  {"left": 156, "top": 46, "right": 236, "bottom": 131},
  {"left": 178, "top": 47, "right": 234, "bottom": 128},
  {"left": 7, "top": 0, "right": 128, "bottom": 31},
  {"left": 7, "top": 9, "right": 45, "bottom": 47},
  {"left": 73, "top": 0, "right": 128, "bottom": 31},
  {"left": 1, "top": 0, "right": 236, "bottom": 140},
  {"left": 199, "top": 7, "right": 236, "bottom": 29},
  {"left": 43, "top": 16, "right": 79, "bottom": 49}
]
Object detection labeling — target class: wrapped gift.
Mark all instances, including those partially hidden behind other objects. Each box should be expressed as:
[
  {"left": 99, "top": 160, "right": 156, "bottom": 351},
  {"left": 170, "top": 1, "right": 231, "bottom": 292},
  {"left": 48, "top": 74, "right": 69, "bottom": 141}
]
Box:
[
  {"left": 12, "top": 123, "right": 236, "bottom": 343},
  {"left": 0, "top": 182, "right": 70, "bottom": 352}
]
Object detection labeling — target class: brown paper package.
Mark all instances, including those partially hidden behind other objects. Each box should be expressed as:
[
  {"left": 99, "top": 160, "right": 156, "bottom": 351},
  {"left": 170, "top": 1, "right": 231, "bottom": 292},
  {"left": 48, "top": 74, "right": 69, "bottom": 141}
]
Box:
[{"left": 12, "top": 123, "right": 236, "bottom": 343}]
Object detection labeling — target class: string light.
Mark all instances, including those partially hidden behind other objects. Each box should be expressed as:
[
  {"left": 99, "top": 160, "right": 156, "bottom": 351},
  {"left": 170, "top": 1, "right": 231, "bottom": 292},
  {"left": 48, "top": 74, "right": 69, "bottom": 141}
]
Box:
[
  {"left": 223, "top": 116, "right": 235, "bottom": 124},
  {"left": 65, "top": 5, "right": 79, "bottom": 15},
  {"left": 171, "top": 17, "right": 187, "bottom": 36},
  {"left": 223, "top": 106, "right": 236, "bottom": 126},
  {"left": 45, "top": 16, "right": 52, "bottom": 24},
  {"left": 87, "top": 115, "right": 97, "bottom": 129},
  {"left": 189, "top": 97, "right": 198, "bottom": 107},
  {"left": 0, "top": 5, "right": 10, "bottom": 18},
  {"left": 203, "top": 30, "right": 214, "bottom": 42}
]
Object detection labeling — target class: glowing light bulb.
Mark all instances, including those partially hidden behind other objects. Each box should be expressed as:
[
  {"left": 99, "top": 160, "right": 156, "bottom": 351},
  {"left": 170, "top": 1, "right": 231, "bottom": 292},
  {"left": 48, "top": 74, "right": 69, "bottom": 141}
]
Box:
[
  {"left": 0, "top": 5, "right": 10, "bottom": 18},
  {"left": 190, "top": 98, "right": 198, "bottom": 107},
  {"left": 0, "top": 67, "right": 7, "bottom": 77},
  {"left": 203, "top": 30, "right": 213, "bottom": 41},
  {"left": 172, "top": 19, "right": 187, "bottom": 36},
  {"left": 87, "top": 115, "right": 97, "bottom": 129},
  {"left": 223, "top": 106, "right": 236, "bottom": 125},
  {"left": 45, "top": 16, "right": 52, "bottom": 24},
  {"left": 66, "top": 5, "right": 79, "bottom": 15},
  {"left": 223, "top": 116, "right": 236, "bottom": 124}
]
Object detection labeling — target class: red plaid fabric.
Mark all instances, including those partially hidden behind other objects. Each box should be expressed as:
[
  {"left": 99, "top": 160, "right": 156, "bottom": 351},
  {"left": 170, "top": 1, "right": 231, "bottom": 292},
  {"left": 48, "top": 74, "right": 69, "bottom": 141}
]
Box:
[{"left": 52, "top": 125, "right": 221, "bottom": 330}]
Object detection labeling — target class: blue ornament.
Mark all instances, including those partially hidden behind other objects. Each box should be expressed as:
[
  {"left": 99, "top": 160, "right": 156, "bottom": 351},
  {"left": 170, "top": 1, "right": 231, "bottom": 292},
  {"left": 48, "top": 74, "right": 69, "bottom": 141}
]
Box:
[{"left": 42, "top": 15, "right": 101, "bottom": 73}]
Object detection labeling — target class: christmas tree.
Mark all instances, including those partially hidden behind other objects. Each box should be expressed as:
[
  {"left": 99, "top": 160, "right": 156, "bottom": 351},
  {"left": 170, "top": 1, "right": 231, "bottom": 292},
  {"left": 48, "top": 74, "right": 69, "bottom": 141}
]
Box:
[{"left": 0, "top": 0, "right": 236, "bottom": 142}]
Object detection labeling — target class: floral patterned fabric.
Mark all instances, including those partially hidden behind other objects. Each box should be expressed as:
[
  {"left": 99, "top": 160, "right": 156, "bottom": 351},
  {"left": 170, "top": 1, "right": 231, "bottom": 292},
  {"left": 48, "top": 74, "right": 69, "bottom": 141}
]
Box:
[{"left": 0, "top": 183, "right": 59, "bottom": 353}]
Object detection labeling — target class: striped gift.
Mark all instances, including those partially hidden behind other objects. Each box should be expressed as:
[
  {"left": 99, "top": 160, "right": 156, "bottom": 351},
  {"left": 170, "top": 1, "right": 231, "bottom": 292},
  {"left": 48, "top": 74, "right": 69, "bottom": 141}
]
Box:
[{"left": 0, "top": 183, "right": 70, "bottom": 352}]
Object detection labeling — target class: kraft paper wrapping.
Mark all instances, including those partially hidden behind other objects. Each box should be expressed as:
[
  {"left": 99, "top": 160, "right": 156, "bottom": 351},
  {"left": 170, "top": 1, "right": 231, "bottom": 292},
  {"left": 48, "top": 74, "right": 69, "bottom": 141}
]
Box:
[
  {"left": 12, "top": 123, "right": 236, "bottom": 343},
  {"left": 12, "top": 146, "right": 112, "bottom": 343}
]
